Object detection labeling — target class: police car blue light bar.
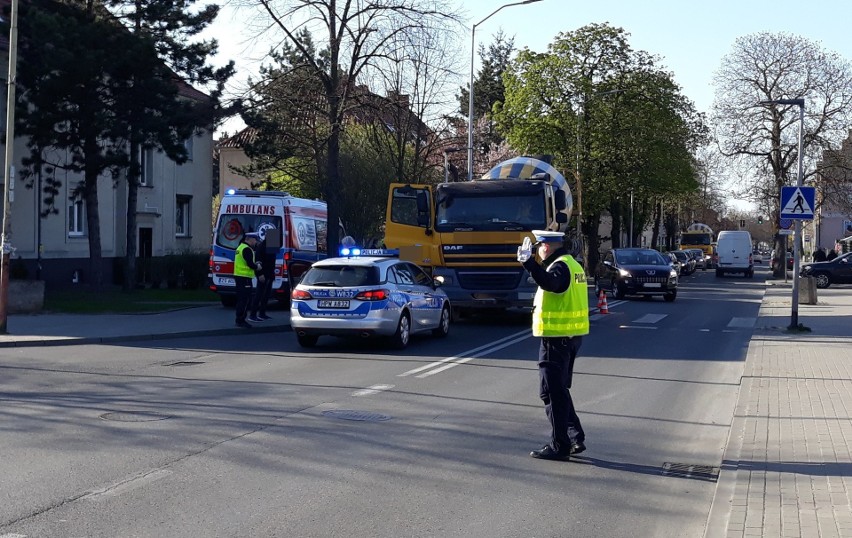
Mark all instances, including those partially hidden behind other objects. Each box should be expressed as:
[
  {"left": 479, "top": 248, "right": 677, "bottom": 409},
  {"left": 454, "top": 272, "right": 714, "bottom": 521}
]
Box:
[{"left": 338, "top": 247, "right": 399, "bottom": 257}]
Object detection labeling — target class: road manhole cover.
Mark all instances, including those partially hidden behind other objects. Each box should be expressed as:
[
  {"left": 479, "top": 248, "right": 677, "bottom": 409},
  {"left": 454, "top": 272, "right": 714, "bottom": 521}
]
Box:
[
  {"left": 661, "top": 462, "right": 719, "bottom": 482},
  {"left": 99, "top": 411, "right": 171, "bottom": 422},
  {"left": 322, "top": 410, "right": 391, "bottom": 422}
]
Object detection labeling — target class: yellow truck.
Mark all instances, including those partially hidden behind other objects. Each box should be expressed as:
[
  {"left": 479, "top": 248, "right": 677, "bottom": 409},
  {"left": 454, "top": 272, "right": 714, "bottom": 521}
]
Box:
[
  {"left": 384, "top": 156, "right": 572, "bottom": 316},
  {"left": 679, "top": 222, "right": 715, "bottom": 268}
]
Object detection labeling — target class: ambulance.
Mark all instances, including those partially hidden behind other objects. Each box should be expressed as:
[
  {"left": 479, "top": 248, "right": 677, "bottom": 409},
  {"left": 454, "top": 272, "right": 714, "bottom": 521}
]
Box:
[{"left": 208, "top": 190, "right": 339, "bottom": 306}]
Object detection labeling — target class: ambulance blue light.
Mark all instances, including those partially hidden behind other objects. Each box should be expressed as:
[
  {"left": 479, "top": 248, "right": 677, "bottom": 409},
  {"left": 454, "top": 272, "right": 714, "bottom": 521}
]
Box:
[{"left": 226, "top": 188, "right": 236, "bottom": 195}]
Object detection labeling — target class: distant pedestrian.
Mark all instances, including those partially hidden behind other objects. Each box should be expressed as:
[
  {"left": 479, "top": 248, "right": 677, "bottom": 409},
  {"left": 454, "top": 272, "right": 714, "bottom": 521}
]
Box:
[
  {"left": 827, "top": 249, "right": 838, "bottom": 261},
  {"left": 234, "top": 232, "right": 264, "bottom": 328},
  {"left": 249, "top": 227, "right": 277, "bottom": 322},
  {"left": 813, "top": 247, "right": 827, "bottom": 262},
  {"left": 517, "top": 230, "right": 589, "bottom": 461}
]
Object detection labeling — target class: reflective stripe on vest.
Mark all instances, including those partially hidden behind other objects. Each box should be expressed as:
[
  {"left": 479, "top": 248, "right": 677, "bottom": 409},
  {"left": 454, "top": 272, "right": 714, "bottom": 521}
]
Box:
[
  {"left": 532, "top": 254, "right": 590, "bottom": 337},
  {"left": 234, "top": 243, "right": 255, "bottom": 278}
]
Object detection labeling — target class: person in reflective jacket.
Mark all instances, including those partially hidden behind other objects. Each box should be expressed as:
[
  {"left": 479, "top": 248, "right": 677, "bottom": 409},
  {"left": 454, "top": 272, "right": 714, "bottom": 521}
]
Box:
[
  {"left": 234, "top": 232, "right": 264, "bottom": 328},
  {"left": 518, "top": 230, "right": 590, "bottom": 461}
]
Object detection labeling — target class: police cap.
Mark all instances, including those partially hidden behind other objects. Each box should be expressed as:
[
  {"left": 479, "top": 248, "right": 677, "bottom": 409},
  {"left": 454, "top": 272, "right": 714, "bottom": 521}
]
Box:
[{"left": 532, "top": 230, "right": 565, "bottom": 244}]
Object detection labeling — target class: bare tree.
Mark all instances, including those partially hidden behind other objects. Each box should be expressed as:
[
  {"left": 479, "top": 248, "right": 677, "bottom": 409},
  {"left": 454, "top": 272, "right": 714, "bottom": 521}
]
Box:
[
  {"left": 238, "top": 0, "right": 462, "bottom": 253},
  {"left": 711, "top": 32, "right": 852, "bottom": 275}
]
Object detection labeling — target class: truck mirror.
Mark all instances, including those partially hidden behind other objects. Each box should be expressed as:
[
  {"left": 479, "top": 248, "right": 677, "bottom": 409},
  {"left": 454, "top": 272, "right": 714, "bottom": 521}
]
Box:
[
  {"left": 554, "top": 190, "right": 567, "bottom": 210},
  {"left": 555, "top": 212, "right": 568, "bottom": 224}
]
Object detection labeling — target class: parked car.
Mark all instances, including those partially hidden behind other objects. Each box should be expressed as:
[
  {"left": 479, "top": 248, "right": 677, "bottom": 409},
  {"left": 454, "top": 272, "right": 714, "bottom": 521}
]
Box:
[
  {"left": 752, "top": 249, "right": 763, "bottom": 264},
  {"left": 771, "top": 250, "right": 794, "bottom": 270},
  {"left": 671, "top": 250, "right": 695, "bottom": 275},
  {"left": 800, "top": 252, "right": 852, "bottom": 288},
  {"left": 290, "top": 252, "right": 451, "bottom": 348},
  {"left": 595, "top": 248, "right": 679, "bottom": 301}
]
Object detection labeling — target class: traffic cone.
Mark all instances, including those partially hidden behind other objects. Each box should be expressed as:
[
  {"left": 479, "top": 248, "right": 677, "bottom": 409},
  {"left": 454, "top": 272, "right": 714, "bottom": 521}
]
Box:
[{"left": 597, "top": 289, "right": 609, "bottom": 314}]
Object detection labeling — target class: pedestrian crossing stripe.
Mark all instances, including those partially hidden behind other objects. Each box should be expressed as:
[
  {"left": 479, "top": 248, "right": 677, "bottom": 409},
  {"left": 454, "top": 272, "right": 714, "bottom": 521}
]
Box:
[{"left": 780, "top": 186, "right": 815, "bottom": 219}]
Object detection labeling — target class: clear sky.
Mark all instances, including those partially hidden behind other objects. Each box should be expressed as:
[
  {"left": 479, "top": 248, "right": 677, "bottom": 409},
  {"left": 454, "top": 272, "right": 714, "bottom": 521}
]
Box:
[{"left": 206, "top": 0, "right": 852, "bottom": 130}]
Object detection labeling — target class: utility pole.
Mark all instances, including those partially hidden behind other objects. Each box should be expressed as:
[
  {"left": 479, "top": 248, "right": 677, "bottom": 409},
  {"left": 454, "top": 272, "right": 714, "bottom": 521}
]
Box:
[{"left": 0, "top": 0, "right": 20, "bottom": 334}]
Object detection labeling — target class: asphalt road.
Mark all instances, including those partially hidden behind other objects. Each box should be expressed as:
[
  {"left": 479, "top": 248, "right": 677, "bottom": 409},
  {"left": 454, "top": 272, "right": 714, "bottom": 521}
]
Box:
[{"left": 0, "top": 265, "right": 770, "bottom": 537}]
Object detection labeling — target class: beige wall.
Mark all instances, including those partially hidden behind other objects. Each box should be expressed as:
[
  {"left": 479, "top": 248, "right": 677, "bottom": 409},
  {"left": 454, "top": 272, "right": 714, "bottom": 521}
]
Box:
[{"left": 218, "top": 146, "right": 258, "bottom": 194}]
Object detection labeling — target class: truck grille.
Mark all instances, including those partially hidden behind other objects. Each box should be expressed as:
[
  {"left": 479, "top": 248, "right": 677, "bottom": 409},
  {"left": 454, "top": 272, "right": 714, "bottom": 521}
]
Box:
[
  {"left": 457, "top": 269, "right": 523, "bottom": 290},
  {"left": 442, "top": 243, "right": 518, "bottom": 264}
]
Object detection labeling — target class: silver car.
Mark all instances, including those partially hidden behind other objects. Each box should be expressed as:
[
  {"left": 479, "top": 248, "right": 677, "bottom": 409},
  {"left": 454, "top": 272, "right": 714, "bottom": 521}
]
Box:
[{"left": 290, "top": 254, "right": 451, "bottom": 348}]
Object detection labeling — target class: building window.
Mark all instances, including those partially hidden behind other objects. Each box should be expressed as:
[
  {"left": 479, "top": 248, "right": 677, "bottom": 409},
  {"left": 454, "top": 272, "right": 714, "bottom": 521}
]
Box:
[
  {"left": 140, "top": 147, "right": 154, "bottom": 186},
  {"left": 176, "top": 195, "right": 191, "bottom": 237},
  {"left": 69, "top": 196, "right": 85, "bottom": 236}
]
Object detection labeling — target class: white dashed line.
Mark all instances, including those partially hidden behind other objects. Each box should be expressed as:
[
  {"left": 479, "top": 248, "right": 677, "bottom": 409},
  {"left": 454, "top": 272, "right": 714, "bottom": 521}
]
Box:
[
  {"left": 727, "top": 317, "right": 757, "bottom": 328},
  {"left": 352, "top": 384, "right": 394, "bottom": 397},
  {"left": 399, "top": 329, "right": 531, "bottom": 378},
  {"left": 633, "top": 314, "right": 668, "bottom": 324}
]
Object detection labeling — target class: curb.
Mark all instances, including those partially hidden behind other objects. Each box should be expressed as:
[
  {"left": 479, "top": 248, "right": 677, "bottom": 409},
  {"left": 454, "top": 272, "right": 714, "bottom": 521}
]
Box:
[{"left": 0, "top": 324, "right": 292, "bottom": 348}]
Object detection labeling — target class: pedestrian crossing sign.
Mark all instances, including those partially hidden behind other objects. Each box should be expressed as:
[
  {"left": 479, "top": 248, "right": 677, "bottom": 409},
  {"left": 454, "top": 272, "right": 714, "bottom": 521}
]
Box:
[{"left": 780, "top": 186, "right": 815, "bottom": 220}]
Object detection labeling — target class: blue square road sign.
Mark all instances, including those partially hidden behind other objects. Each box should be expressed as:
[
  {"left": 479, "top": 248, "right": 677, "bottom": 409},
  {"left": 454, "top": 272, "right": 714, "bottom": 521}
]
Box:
[{"left": 780, "top": 186, "right": 815, "bottom": 220}]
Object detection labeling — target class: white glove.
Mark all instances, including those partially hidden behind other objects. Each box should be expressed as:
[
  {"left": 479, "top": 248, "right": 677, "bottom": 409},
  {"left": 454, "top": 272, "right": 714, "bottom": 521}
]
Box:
[
  {"left": 256, "top": 261, "right": 263, "bottom": 271},
  {"left": 517, "top": 236, "right": 533, "bottom": 263}
]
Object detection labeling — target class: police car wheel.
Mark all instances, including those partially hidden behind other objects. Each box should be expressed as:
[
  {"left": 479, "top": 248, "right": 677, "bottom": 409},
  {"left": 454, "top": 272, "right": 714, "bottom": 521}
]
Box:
[
  {"left": 297, "top": 334, "right": 319, "bottom": 348},
  {"left": 390, "top": 312, "right": 411, "bottom": 349},
  {"left": 432, "top": 306, "right": 450, "bottom": 338}
]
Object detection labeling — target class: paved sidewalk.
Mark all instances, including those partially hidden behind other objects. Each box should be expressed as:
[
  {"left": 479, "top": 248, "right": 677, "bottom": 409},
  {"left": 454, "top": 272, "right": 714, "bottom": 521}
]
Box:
[
  {"left": 0, "top": 305, "right": 291, "bottom": 347},
  {"left": 706, "top": 284, "right": 852, "bottom": 537}
]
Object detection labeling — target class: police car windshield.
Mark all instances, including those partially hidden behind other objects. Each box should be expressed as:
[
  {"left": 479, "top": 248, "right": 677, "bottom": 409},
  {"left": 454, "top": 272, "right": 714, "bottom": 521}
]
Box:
[{"left": 302, "top": 265, "right": 381, "bottom": 287}]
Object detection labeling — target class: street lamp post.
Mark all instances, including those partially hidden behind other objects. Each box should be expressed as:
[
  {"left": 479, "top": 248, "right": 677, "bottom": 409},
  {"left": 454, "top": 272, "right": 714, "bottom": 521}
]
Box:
[
  {"left": 760, "top": 98, "right": 805, "bottom": 329},
  {"left": 467, "top": 0, "right": 542, "bottom": 180}
]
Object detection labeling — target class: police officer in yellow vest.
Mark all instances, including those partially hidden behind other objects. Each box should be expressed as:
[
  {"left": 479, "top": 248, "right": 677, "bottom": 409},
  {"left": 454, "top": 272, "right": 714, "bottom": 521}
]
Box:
[
  {"left": 517, "top": 230, "right": 589, "bottom": 461},
  {"left": 234, "top": 232, "right": 265, "bottom": 328}
]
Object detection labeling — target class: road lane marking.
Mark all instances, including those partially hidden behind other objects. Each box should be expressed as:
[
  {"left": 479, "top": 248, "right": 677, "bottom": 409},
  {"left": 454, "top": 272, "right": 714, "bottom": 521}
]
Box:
[
  {"left": 1, "top": 534, "right": 28, "bottom": 538},
  {"left": 352, "top": 384, "right": 394, "bottom": 397},
  {"left": 399, "top": 329, "right": 531, "bottom": 378},
  {"left": 633, "top": 314, "right": 667, "bottom": 324},
  {"left": 618, "top": 325, "right": 657, "bottom": 330},
  {"left": 727, "top": 317, "right": 756, "bottom": 328}
]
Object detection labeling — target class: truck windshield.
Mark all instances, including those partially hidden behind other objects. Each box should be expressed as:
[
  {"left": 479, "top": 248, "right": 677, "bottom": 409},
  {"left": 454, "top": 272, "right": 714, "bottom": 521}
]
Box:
[
  {"left": 682, "top": 233, "right": 712, "bottom": 245},
  {"left": 436, "top": 193, "right": 546, "bottom": 232}
]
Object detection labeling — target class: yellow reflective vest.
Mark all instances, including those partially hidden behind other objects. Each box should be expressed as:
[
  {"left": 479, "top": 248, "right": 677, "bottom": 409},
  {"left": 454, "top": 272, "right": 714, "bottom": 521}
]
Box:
[
  {"left": 532, "top": 254, "right": 589, "bottom": 337},
  {"left": 234, "top": 243, "right": 256, "bottom": 278}
]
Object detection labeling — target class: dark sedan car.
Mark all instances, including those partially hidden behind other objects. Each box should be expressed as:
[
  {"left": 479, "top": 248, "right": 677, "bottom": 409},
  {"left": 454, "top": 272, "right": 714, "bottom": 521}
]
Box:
[
  {"left": 800, "top": 252, "right": 852, "bottom": 288},
  {"left": 595, "top": 248, "right": 679, "bottom": 301}
]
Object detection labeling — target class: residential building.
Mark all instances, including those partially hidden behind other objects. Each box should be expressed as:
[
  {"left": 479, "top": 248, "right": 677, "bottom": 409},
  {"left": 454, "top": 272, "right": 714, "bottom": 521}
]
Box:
[{"left": 809, "top": 129, "right": 852, "bottom": 254}]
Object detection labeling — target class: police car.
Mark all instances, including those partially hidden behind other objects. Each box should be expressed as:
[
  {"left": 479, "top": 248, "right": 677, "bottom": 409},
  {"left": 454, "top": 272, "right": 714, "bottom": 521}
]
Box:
[{"left": 289, "top": 248, "right": 451, "bottom": 348}]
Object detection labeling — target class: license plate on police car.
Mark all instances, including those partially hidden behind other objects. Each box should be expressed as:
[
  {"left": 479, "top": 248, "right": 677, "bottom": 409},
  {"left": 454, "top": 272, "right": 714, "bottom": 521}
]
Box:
[{"left": 317, "top": 299, "right": 350, "bottom": 309}]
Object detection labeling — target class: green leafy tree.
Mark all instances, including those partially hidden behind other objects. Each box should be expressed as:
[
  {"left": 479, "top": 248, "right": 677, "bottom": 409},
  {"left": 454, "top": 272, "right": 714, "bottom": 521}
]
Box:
[{"left": 495, "top": 23, "right": 705, "bottom": 268}]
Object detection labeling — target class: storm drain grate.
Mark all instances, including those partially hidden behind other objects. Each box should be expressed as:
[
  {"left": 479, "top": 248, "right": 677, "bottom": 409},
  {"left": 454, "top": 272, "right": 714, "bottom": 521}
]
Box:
[
  {"left": 99, "top": 411, "right": 171, "bottom": 422},
  {"left": 322, "top": 410, "right": 391, "bottom": 422},
  {"left": 661, "top": 462, "right": 720, "bottom": 482},
  {"left": 167, "top": 361, "right": 206, "bottom": 367}
]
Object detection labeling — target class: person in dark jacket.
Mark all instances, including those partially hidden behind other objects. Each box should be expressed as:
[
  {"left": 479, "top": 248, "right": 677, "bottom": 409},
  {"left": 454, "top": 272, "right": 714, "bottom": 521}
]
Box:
[
  {"left": 827, "top": 249, "right": 838, "bottom": 261},
  {"left": 249, "top": 230, "right": 277, "bottom": 322},
  {"left": 234, "top": 233, "right": 264, "bottom": 328},
  {"left": 518, "top": 230, "right": 589, "bottom": 461},
  {"left": 813, "top": 247, "right": 827, "bottom": 262}
]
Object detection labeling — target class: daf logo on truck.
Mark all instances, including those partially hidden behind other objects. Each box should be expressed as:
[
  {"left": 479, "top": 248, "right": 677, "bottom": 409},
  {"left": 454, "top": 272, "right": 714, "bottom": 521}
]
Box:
[{"left": 443, "top": 245, "right": 464, "bottom": 251}]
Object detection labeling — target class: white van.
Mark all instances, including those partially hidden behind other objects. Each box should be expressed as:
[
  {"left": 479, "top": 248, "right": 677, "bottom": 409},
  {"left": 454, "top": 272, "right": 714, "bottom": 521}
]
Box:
[
  {"left": 715, "top": 230, "right": 754, "bottom": 278},
  {"left": 209, "top": 190, "right": 339, "bottom": 306}
]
